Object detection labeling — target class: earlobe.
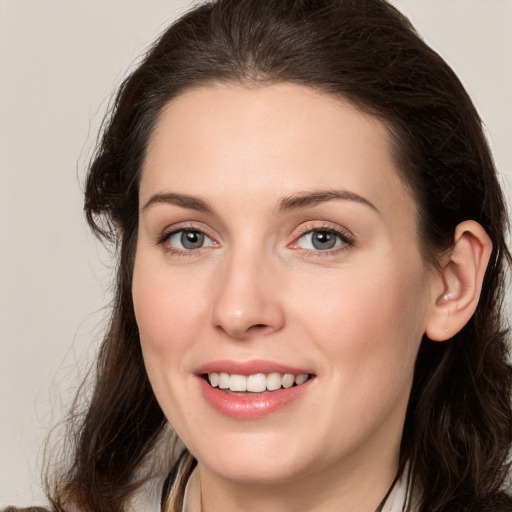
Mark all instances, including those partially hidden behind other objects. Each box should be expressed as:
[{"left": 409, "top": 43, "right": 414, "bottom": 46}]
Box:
[{"left": 425, "top": 221, "right": 492, "bottom": 342}]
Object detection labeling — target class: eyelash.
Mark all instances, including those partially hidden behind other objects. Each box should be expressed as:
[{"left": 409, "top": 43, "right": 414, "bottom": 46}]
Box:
[{"left": 157, "top": 223, "right": 355, "bottom": 257}]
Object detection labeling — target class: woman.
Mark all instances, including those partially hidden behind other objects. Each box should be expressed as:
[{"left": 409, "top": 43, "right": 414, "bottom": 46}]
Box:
[{"left": 5, "top": 0, "right": 511, "bottom": 511}]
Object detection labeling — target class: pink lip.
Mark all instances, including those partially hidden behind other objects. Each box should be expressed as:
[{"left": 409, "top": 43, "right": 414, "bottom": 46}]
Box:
[
  {"left": 198, "top": 378, "right": 313, "bottom": 419},
  {"left": 195, "top": 360, "right": 315, "bottom": 420},
  {"left": 196, "top": 359, "right": 312, "bottom": 376}
]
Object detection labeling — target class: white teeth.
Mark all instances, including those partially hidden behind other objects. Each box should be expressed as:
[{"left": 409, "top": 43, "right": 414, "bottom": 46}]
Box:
[
  {"left": 229, "top": 374, "right": 247, "bottom": 392},
  {"left": 295, "top": 373, "right": 309, "bottom": 385},
  {"left": 282, "top": 373, "right": 295, "bottom": 388},
  {"left": 218, "top": 372, "right": 230, "bottom": 389},
  {"left": 266, "top": 372, "right": 282, "bottom": 391},
  {"left": 209, "top": 372, "right": 219, "bottom": 387},
  {"left": 207, "top": 372, "right": 310, "bottom": 392},
  {"left": 247, "top": 373, "right": 267, "bottom": 392}
]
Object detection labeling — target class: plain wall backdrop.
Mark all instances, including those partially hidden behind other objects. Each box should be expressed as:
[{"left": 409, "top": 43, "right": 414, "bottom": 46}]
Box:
[{"left": 1, "top": 0, "right": 511, "bottom": 507}]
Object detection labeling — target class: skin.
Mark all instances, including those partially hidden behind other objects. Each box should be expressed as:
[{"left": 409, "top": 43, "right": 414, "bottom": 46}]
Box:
[{"left": 132, "top": 83, "right": 444, "bottom": 512}]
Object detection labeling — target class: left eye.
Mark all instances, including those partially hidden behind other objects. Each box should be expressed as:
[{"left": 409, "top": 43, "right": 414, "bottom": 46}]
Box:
[
  {"left": 167, "top": 230, "right": 215, "bottom": 250},
  {"left": 295, "top": 229, "right": 345, "bottom": 251}
]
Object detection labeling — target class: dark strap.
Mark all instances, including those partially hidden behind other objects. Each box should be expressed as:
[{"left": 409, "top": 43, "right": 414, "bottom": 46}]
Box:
[{"left": 375, "top": 471, "right": 401, "bottom": 512}]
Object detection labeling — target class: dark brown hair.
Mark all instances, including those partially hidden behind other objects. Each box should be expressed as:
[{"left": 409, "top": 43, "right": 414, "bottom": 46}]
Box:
[{"left": 46, "top": 1, "right": 512, "bottom": 511}]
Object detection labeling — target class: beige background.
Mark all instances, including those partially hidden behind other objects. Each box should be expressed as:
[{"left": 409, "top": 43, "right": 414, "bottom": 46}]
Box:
[{"left": 1, "top": 0, "right": 511, "bottom": 507}]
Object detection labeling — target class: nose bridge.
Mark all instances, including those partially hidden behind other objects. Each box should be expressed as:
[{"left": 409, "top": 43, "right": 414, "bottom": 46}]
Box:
[{"left": 211, "top": 241, "right": 284, "bottom": 339}]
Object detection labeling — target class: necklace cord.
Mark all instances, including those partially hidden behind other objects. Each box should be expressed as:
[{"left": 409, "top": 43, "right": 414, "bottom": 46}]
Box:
[{"left": 375, "top": 471, "right": 401, "bottom": 512}]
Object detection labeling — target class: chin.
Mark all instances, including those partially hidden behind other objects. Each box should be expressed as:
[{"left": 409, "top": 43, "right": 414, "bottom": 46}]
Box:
[
  {"left": 202, "top": 453, "right": 311, "bottom": 485},
  {"left": 186, "top": 428, "right": 337, "bottom": 486}
]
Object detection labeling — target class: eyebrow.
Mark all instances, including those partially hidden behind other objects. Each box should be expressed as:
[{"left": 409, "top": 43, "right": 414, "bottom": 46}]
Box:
[
  {"left": 141, "top": 189, "right": 378, "bottom": 216},
  {"left": 278, "top": 190, "right": 378, "bottom": 213},
  {"left": 141, "top": 192, "right": 215, "bottom": 214}
]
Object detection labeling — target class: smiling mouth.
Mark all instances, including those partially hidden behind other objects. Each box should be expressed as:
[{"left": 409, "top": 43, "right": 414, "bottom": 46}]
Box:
[{"left": 205, "top": 372, "right": 314, "bottom": 394}]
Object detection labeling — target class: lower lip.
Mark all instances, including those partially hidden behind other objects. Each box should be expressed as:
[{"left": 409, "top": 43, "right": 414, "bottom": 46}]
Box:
[{"left": 198, "top": 377, "right": 313, "bottom": 419}]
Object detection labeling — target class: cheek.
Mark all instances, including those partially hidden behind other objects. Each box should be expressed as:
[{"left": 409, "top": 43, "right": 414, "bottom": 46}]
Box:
[
  {"left": 296, "top": 259, "right": 429, "bottom": 447},
  {"left": 132, "top": 255, "right": 208, "bottom": 351},
  {"left": 132, "top": 253, "right": 208, "bottom": 422},
  {"left": 293, "top": 256, "right": 429, "bottom": 383},
  {"left": 132, "top": 256, "right": 207, "bottom": 408}
]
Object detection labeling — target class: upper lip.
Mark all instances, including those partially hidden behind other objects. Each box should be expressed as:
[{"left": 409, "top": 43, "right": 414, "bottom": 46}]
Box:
[{"left": 195, "top": 359, "right": 314, "bottom": 376}]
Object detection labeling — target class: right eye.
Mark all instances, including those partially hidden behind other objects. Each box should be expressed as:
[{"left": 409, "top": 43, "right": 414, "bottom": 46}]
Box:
[{"left": 166, "top": 229, "right": 216, "bottom": 251}]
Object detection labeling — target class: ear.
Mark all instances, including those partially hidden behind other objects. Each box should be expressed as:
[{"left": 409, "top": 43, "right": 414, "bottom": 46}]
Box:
[{"left": 425, "top": 220, "right": 492, "bottom": 342}]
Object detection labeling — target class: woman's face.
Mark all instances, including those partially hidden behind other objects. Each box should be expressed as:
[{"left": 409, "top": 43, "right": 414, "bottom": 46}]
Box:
[{"left": 133, "top": 84, "right": 438, "bottom": 485}]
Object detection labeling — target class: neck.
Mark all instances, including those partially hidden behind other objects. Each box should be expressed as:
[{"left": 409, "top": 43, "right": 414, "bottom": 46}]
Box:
[{"left": 195, "top": 447, "right": 400, "bottom": 512}]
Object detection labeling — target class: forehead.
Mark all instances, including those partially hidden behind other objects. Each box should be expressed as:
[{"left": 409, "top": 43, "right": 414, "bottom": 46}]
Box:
[{"left": 140, "top": 83, "right": 417, "bottom": 227}]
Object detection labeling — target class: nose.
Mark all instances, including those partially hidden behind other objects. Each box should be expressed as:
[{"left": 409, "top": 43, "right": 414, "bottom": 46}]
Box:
[{"left": 211, "top": 249, "right": 285, "bottom": 340}]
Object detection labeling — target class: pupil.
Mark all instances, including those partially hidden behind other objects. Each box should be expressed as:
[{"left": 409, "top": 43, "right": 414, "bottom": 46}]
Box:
[
  {"left": 312, "top": 231, "right": 336, "bottom": 250},
  {"left": 181, "top": 231, "right": 204, "bottom": 249}
]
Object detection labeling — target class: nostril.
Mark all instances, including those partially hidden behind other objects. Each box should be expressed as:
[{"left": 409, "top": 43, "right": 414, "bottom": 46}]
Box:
[{"left": 249, "top": 323, "right": 268, "bottom": 331}]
